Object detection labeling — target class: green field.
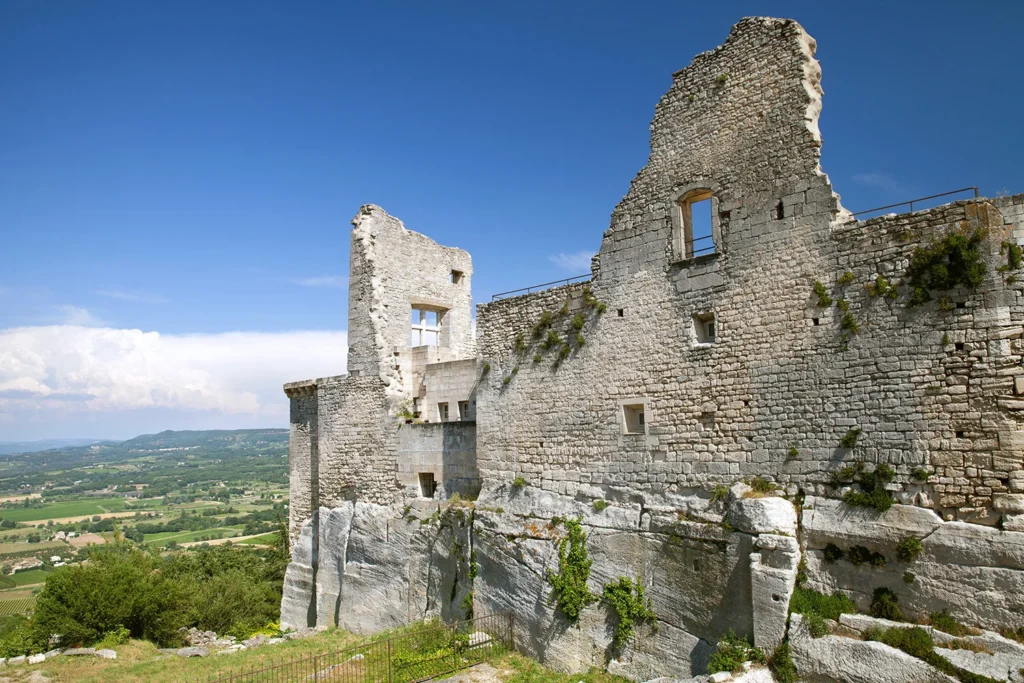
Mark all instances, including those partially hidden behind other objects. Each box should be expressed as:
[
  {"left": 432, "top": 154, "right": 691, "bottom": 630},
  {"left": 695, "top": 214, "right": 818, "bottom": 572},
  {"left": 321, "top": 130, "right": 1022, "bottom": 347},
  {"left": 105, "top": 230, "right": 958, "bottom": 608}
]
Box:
[
  {"left": 0, "top": 541, "right": 66, "bottom": 556},
  {"left": 0, "top": 498, "right": 128, "bottom": 523},
  {"left": 9, "top": 568, "right": 51, "bottom": 586},
  {"left": 236, "top": 532, "right": 279, "bottom": 546},
  {"left": 0, "top": 597, "right": 35, "bottom": 615},
  {"left": 144, "top": 525, "right": 244, "bottom": 546}
]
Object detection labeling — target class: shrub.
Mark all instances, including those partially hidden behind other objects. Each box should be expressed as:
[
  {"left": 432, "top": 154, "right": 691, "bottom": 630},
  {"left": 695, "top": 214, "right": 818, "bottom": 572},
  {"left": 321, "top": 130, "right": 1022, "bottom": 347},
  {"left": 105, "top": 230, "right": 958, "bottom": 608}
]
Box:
[
  {"left": 836, "top": 298, "right": 850, "bottom": 312},
  {"left": 592, "top": 499, "right": 607, "bottom": 512},
  {"left": 715, "top": 73, "right": 728, "bottom": 85},
  {"left": 904, "top": 571, "right": 915, "bottom": 584},
  {"left": 710, "top": 484, "right": 729, "bottom": 504},
  {"left": 541, "top": 330, "right": 561, "bottom": 351},
  {"left": 787, "top": 444, "right": 799, "bottom": 459},
  {"left": 838, "top": 460, "right": 895, "bottom": 513},
  {"left": 481, "top": 361, "right": 491, "bottom": 374},
  {"left": 1000, "top": 240, "right": 1023, "bottom": 272},
  {"left": 873, "top": 626, "right": 1000, "bottom": 683},
  {"left": 813, "top": 281, "right": 833, "bottom": 307},
  {"left": 839, "top": 427, "right": 862, "bottom": 449},
  {"left": 897, "top": 537, "right": 923, "bottom": 563},
  {"left": 571, "top": 314, "right": 585, "bottom": 330},
  {"left": 789, "top": 587, "right": 856, "bottom": 622},
  {"left": 865, "top": 275, "right": 898, "bottom": 299},
  {"left": 769, "top": 641, "right": 797, "bottom": 683},
  {"left": 906, "top": 227, "right": 987, "bottom": 307},
  {"left": 601, "top": 577, "right": 657, "bottom": 650},
  {"left": 512, "top": 476, "right": 527, "bottom": 488},
  {"left": 870, "top": 586, "right": 902, "bottom": 621},
  {"left": 546, "top": 517, "right": 596, "bottom": 622},
  {"left": 930, "top": 610, "right": 977, "bottom": 637},
  {"left": 707, "top": 630, "right": 763, "bottom": 673},
  {"left": 533, "top": 354, "right": 542, "bottom": 364},
  {"left": 748, "top": 476, "right": 778, "bottom": 495},
  {"left": 837, "top": 271, "right": 855, "bottom": 286},
  {"left": 823, "top": 543, "right": 843, "bottom": 563},
  {"left": 911, "top": 467, "right": 930, "bottom": 482},
  {"left": 513, "top": 334, "right": 526, "bottom": 353},
  {"left": 839, "top": 312, "right": 859, "bottom": 334}
]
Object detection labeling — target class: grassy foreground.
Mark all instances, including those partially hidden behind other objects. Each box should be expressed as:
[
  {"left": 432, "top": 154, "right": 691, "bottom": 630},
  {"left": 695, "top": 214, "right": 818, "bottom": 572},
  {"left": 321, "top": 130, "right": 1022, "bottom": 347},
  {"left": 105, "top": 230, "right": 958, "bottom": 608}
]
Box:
[{"left": 8, "top": 633, "right": 633, "bottom": 683}]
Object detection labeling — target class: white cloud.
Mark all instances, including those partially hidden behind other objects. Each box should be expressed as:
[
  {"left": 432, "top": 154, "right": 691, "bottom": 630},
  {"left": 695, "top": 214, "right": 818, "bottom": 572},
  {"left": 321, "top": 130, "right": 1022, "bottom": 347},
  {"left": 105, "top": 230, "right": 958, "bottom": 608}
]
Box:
[
  {"left": 93, "top": 289, "right": 167, "bottom": 304},
  {"left": 56, "top": 305, "right": 105, "bottom": 327},
  {"left": 291, "top": 275, "right": 348, "bottom": 288},
  {"left": 548, "top": 251, "right": 594, "bottom": 273},
  {"left": 852, "top": 172, "right": 904, "bottom": 194},
  {"left": 0, "top": 326, "right": 347, "bottom": 434}
]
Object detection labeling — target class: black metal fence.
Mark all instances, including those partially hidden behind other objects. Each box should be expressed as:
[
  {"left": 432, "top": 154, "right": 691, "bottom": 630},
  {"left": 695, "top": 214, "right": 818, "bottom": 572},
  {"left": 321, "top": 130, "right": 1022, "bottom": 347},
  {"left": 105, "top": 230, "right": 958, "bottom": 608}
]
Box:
[
  {"left": 205, "top": 612, "right": 513, "bottom": 683},
  {"left": 852, "top": 186, "right": 979, "bottom": 217},
  {"left": 491, "top": 274, "right": 590, "bottom": 301}
]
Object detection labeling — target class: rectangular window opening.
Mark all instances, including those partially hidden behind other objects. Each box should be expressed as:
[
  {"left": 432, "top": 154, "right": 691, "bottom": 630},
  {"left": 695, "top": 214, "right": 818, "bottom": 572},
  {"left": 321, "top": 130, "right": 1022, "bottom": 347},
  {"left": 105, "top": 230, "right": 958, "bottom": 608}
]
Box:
[
  {"left": 678, "top": 190, "right": 716, "bottom": 259},
  {"left": 438, "top": 402, "right": 449, "bottom": 422},
  {"left": 693, "top": 312, "right": 717, "bottom": 344},
  {"left": 451, "top": 270, "right": 464, "bottom": 284},
  {"left": 622, "top": 403, "right": 647, "bottom": 435},
  {"left": 410, "top": 306, "right": 445, "bottom": 347},
  {"left": 418, "top": 472, "right": 436, "bottom": 499},
  {"left": 458, "top": 400, "right": 470, "bottom": 420}
]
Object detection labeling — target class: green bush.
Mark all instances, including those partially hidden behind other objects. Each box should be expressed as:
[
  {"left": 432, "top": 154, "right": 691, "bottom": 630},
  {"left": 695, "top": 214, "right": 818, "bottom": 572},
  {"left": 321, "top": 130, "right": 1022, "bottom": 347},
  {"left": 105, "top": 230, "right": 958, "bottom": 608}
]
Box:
[
  {"left": 837, "top": 271, "right": 855, "bottom": 286},
  {"left": 789, "top": 587, "right": 856, "bottom": 622},
  {"left": 512, "top": 476, "right": 527, "bottom": 488},
  {"left": 930, "top": 610, "right": 976, "bottom": 637},
  {"left": 906, "top": 227, "right": 987, "bottom": 307},
  {"left": 546, "top": 517, "right": 596, "bottom": 622},
  {"left": 592, "top": 499, "right": 607, "bottom": 512},
  {"left": 897, "top": 537, "right": 923, "bottom": 563},
  {"left": 32, "top": 543, "right": 188, "bottom": 648},
  {"left": 769, "top": 641, "right": 797, "bottom": 683},
  {"left": 847, "top": 545, "right": 885, "bottom": 567},
  {"left": 823, "top": 543, "right": 843, "bottom": 563},
  {"left": 708, "top": 631, "right": 764, "bottom": 674},
  {"left": 601, "top": 577, "right": 657, "bottom": 650},
  {"left": 748, "top": 476, "right": 778, "bottom": 495},
  {"left": 871, "top": 626, "right": 1001, "bottom": 683},
  {"left": 839, "top": 427, "right": 862, "bottom": 449},
  {"left": 813, "top": 281, "right": 833, "bottom": 307},
  {"left": 870, "top": 586, "right": 902, "bottom": 621}
]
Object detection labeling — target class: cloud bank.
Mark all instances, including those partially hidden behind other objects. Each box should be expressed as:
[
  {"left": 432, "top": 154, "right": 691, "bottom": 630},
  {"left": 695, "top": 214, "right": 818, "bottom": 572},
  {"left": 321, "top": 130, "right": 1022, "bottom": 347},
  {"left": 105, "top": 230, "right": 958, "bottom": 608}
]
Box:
[{"left": 0, "top": 326, "right": 347, "bottom": 439}]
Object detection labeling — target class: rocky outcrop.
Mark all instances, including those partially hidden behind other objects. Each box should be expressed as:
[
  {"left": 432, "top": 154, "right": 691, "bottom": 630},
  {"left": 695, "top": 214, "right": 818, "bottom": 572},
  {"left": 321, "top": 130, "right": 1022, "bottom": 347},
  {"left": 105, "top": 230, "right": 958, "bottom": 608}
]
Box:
[{"left": 802, "top": 496, "right": 1024, "bottom": 631}]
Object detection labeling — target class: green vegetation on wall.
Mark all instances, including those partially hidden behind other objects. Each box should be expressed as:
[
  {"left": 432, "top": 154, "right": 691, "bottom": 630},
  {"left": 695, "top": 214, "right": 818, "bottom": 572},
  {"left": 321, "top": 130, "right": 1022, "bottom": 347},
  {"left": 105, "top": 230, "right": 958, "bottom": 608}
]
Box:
[{"left": 546, "top": 516, "right": 596, "bottom": 622}]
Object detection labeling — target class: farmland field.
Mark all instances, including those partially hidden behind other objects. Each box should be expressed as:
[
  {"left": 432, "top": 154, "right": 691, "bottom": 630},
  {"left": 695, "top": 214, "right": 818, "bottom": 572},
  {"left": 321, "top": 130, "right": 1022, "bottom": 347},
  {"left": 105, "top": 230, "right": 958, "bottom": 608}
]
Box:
[
  {"left": 0, "top": 498, "right": 128, "bottom": 523},
  {"left": 10, "top": 568, "right": 51, "bottom": 586},
  {"left": 0, "top": 597, "right": 35, "bottom": 615},
  {"left": 236, "top": 532, "right": 279, "bottom": 546},
  {"left": 0, "top": 541, "right": 66, "bottom": 556}
]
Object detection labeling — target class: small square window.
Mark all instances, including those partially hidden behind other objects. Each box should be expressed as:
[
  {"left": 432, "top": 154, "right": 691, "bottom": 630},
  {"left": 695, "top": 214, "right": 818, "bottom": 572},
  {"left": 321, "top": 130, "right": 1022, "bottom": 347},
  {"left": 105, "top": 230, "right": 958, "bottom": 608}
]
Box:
[
  {"left": 438, "top": 402, "right": 449, "bottom": 421},
  {"left": 617, "top": 308, "right": 624, "bottom": 317},
  {"left": 693, "top": 312, "right": 717, "bottom": 344},
  {"left": 418, "top": 472, "right": 436, "bottom": 498},
  {"left": 451, "top": 270, "right": 464, "bottom": 284},
  {"left": 622, "top": 403, "right": 646, "bottom": 435}
]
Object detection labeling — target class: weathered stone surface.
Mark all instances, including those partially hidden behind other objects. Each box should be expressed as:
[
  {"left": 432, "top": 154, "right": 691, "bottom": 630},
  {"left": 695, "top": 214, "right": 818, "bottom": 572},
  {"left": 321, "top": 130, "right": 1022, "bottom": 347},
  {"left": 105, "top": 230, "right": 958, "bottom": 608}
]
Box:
[
  {"left": 937, "top": 647, "right": 1024, "bottom": 683},
  {"left": 789, "top": 614, "right": 955, "bottom": 683},
  {"left": 727, "top": 498, "right": 797, "bottom": 536},
  {"left": 176, "top": 647, "right": 209, "bottom": 658},
  {"left": 61, "top": 648, "right": 95, "bottom": 656},
  {"left": 280, "top": 513, "right": 317, "bottom": 631},
  {"left": 95, "top": 649, "right": 117, "bottom": 659},
  {"left": 749, "top": 534, "right": 799, "bottom": 652},
  {"left": 27, "top": 654, "right": 44, "bottom": 664}
]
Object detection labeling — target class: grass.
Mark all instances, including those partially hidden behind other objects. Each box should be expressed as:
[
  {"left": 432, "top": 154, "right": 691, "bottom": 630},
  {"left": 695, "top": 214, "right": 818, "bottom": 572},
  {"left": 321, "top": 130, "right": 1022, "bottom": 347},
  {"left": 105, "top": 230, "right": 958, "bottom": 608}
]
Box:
[
  {"left": 790, "top": 587, "right": 857, "bottom": 638},
  {"left": 12, "top": 629, "right": 617, "bottom": 683},
  {"left": 8, "top": 569, "right": 50, "bottom": 586},
  {"left": 0, "top": 498, "right": 128, "bottom": 523},
  {"left": 143, "top": 525, "right": 244, "bottom": 546},
  {"left": 236, "top": 532, "right": 280, "bottom": 546},
  {"left": 865, "top": 626, "right": 1001, "bottom": 683}
]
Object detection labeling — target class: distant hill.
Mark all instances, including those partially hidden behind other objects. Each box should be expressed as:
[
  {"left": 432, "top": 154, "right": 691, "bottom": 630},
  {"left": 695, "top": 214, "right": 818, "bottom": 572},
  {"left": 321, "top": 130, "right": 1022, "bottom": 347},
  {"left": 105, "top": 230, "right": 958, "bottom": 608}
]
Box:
[
  {"left": 0, "top": 428, "right": 288, "bottom": 472},
  {"left": 0, "top": 439, "right": 115, "bottom": 456}
]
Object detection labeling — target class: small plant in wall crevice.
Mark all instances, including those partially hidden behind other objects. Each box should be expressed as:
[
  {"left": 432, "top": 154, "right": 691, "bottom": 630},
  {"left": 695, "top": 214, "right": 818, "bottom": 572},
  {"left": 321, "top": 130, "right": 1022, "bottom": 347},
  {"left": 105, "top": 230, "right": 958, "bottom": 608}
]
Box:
[
  {"left": 547, "top": 516, "right": 596, "bottom": 622},
  {"left": 601, "top": 576, "right": 658, "bottom": 650}
]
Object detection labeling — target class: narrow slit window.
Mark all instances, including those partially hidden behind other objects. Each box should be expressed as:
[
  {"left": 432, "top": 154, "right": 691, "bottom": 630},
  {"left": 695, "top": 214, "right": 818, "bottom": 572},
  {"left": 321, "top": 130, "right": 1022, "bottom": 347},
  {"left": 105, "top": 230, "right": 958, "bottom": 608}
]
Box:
[
  {"left": 775, "top": 200, "right": 785, "bottom": 220},
  {"left": 678, "top": 190, "right": 716, "bottom": 259},
  {"left": 438, "top": 402, "right": 449, "bottom": 421}
]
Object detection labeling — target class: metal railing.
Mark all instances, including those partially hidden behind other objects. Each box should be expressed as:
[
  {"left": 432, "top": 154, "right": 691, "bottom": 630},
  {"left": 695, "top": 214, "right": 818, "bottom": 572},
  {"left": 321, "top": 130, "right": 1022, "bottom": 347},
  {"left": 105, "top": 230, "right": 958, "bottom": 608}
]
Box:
[
  {"left": 205, "top": 612, "right": 513, "bottom": 683},
  {"left": 852, "top": 186, "right": 979, "bottom": 218},
  {"left": 684, "top": 234, "right": 717, "bottom": 258},
  {"left": 491, "top": 274, "right": 590, "bottom": 301}
]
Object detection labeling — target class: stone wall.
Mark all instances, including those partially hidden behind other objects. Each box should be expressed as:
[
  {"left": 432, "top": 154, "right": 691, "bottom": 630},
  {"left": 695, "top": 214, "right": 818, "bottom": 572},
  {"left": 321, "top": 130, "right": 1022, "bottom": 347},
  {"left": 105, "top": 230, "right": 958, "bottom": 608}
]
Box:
[
  {"left": 397, "top": 422, "right": 480, "bottom": 498},
  {"left": 474, "top": 16, "right": 1024, "bottom": 524}
]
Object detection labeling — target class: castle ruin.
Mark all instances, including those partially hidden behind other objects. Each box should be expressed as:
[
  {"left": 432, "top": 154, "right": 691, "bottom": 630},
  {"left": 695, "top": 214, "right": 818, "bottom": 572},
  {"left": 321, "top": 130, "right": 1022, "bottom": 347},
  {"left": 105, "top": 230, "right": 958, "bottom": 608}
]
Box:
[{"left": 281, "top": 17, "right": 1024, "bottom": 681}]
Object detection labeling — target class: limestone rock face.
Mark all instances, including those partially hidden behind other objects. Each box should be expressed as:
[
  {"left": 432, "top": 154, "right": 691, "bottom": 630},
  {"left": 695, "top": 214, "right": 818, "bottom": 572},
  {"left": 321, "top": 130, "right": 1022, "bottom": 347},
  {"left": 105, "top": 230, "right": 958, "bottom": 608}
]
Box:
[
  {"left": 789, "top": 614, "right": 955, "bottom": 683},
  {"left": 727, "top": 497, "right": 797, "bottom": 536},
  {"left": 802, "top": 498, "right": 1024, "bottom": 630}
]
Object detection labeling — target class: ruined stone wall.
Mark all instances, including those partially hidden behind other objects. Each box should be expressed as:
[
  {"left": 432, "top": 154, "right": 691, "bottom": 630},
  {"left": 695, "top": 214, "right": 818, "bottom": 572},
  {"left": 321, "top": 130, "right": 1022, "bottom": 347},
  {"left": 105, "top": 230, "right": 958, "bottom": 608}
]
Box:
[
  {"left": 474, "top": 17, "right": 1024, "bottom": 523},
  {"left": 396, "top": 422, "right": 479, "bottom": 498},
  {"left": 346, "top": 204, "right": 474, "bottom": 398}
]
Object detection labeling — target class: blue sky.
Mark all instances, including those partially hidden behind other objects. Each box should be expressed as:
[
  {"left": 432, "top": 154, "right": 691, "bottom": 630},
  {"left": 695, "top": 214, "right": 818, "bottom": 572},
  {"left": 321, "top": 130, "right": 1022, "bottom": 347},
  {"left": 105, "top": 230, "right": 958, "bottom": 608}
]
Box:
[{"left": 1, "top": 1, "right": 1021, "bottom": 440}]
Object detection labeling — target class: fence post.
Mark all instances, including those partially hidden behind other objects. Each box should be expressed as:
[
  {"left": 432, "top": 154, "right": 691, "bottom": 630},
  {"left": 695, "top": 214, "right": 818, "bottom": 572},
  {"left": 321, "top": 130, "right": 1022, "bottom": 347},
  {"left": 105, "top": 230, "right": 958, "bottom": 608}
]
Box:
[{"left": 387, "top": 639, "right": 392, "bottom": 683}]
